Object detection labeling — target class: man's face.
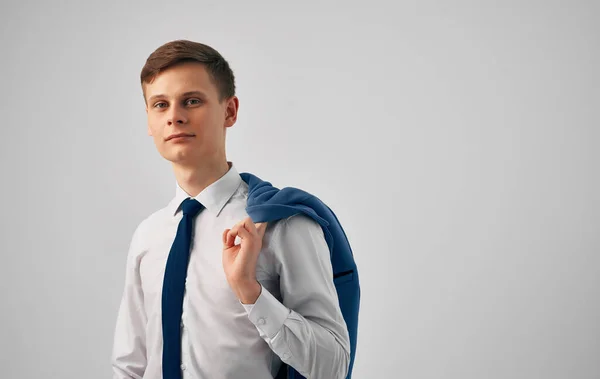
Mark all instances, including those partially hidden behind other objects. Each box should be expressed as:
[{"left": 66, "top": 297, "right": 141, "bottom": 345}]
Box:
[{"left": 144, "top": 62, "right": 238, "bottom": 167}]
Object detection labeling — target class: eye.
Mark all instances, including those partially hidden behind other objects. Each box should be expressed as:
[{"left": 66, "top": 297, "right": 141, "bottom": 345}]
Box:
[
  {"left": 186, "top": 98, "right": 202, "bottom": 106},
  {"left": 153, "top": 102, "right": 167, "bottom": 108}
]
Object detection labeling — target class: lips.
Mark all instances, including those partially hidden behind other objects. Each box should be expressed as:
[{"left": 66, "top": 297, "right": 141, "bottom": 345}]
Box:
[{"left": 166, "top": 133, "right": 195, "bottom": 141}]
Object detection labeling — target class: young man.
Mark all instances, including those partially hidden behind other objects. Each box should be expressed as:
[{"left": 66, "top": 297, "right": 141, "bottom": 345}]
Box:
[{"left": 111, "top": 40, "right": 351, "bottom": 379}]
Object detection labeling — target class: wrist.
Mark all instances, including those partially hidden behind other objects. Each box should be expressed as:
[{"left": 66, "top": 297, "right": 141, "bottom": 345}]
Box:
[{"left": 236, "top": 280, "right": 261, "bottom": 304}]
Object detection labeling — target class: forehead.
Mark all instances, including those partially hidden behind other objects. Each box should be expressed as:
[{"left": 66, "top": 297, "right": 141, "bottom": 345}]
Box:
[{"left": 144, "top": 62, "right": 217, "bottom": 98}]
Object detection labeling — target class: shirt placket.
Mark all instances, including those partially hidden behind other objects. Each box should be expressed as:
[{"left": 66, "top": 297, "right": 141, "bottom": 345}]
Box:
[{"left": 180, "top": 289, "right": 190, "bottom": 378}]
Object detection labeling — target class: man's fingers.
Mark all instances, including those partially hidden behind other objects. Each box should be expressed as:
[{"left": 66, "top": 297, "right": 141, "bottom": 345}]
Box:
[
  {"left": 225, "top": 222, "right": 242, "bottom": 248},
  {"left": 255, "top": 222, "right": 267, "bottom": 237},
  {"left": 224, "top": 218, "right": 267, "bottom": 249},
  {"left": 243, "top": 217, "right": 257, "bottom": 235},
  {"left": 222, "top": 228, "right": 232, "bottom": 246},
  {"left": 237, "top": 224, "right": 252, "bottom": 240},
  {"left": 244, "top": 217, "right": 268, "bottom": 238},
  {"left": 224, "top": 219, "right": 248, "bottom": 248},
  {"left": 223, "top": 228, "right": 237, "bottom": 248}
]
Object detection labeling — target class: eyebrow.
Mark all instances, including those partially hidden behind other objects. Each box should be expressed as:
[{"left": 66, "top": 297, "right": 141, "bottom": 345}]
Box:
[{"left": 148, "top": 91, "right": 207, "bottom": 103}]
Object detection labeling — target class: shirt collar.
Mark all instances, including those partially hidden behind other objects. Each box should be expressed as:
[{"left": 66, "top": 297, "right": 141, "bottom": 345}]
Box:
[{"left": 169, "top": 161, "right": 242, "bottom": 217}]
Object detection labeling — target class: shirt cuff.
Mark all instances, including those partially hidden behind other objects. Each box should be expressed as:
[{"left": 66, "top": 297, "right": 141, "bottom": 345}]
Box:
[
  {"left": 244, "top": 285, "right": 290, "bottom": 339},
  {"left": 241, "top": 302, "right": 255, "bottom": 313}
]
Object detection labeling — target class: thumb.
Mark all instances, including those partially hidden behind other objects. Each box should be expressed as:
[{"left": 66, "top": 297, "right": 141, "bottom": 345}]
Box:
[{"left": 255, "top": 222, "right": 267, "bottom": 238}]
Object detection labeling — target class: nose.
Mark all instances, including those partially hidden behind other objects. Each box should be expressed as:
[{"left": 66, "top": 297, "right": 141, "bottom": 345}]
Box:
[{"left": 167, "top": 105, "right": 188, "bottom": 125}]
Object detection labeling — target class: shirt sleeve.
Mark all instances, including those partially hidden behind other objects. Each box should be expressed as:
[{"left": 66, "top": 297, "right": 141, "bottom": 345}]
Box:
[
  {"left": 242, "top": 214, "right": 351, "bottom": 379},
  {"left": 111, "top": 224, "right": 148, "bottom": 379}
]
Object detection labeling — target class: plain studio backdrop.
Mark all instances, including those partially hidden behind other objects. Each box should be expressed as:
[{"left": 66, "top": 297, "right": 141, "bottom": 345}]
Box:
[{"left": 1, "top": 1, "right": 598, "bottom": 378}]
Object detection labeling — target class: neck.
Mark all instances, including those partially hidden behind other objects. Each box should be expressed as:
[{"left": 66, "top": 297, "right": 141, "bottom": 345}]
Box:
[{"left": 173, "top": 159, "right": 231, "bottom": 198}]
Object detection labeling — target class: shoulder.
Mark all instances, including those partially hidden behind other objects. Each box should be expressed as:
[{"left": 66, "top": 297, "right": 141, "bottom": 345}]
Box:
[
  {"left": 269, "top": 213, "right": 325, "bottom": 246},
  {"left": 283, "top": 213, "right": 323, "bottom": 231},
  {"left": 136, "top": 205, "right": 171, "bottom": 236},
  {"left": 265, "top": 213, "right": 330, "bottom": 275},
  {"left": 125, "top": 203, "right": 173, "bottom": 258}
]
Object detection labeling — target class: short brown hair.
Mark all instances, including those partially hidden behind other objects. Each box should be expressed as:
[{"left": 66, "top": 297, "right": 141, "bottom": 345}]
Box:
[{"left": 140, "top": 39, "right": 236, "bottom": 102}]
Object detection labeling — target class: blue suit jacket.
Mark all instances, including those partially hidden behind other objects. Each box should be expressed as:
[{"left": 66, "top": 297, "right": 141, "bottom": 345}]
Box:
[{"left": 239, "top": 172, "right": 360, "bottom": 379}]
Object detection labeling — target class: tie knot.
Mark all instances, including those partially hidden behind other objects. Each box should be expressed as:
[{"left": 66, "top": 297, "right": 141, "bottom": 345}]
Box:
[{"left": 181, "top": 198, "right": 204, "bottom": 217}]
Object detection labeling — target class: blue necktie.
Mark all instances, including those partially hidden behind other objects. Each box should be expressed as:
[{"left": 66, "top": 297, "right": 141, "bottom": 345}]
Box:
[{"left": 162, "top": 198, "right": 205, "bottom": 379}]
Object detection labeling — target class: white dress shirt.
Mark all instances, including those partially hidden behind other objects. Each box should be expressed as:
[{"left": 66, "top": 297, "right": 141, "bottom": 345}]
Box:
[{"left": 111, "top": 162, "right": 350, "bottom": 379}]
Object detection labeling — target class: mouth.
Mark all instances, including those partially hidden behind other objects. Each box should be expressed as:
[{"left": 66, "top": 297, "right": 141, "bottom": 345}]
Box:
[{"left": 166, "top": 133, "right": 195, "bottom": 141}]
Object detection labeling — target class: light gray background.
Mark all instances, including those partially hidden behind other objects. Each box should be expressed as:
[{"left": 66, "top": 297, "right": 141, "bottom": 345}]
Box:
[{"left": 1, "top": 1, "right": 598, "bottom": 378}]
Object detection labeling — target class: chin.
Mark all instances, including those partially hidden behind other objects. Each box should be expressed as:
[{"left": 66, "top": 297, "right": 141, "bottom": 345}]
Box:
[{"left": 164, "top": 150, "right": 201, "bottom": 165}]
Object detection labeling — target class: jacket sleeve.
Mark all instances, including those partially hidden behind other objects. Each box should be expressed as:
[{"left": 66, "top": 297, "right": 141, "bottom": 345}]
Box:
[
  {"left": 111, "top": 224, "right": 148, "bottom": 379},
  {"left": 242, "top": 214, "right": 351, "bottom": 379}
]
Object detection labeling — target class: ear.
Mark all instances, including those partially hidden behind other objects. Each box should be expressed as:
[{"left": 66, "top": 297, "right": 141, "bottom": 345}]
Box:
[{"left": 224, "top": 96, "right": 239, "bottom": 128}]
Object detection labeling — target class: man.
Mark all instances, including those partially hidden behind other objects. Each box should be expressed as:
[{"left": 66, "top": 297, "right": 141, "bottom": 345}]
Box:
[{"left": 111, "top": 39, "right": 350, "bottom": 379}]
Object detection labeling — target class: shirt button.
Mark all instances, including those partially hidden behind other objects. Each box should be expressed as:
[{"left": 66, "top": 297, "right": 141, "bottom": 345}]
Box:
[
  {"left": 282, "top": 353, "right": 290, "bottom": 360},
  {"left": 181, "top": 363, "right": 186, "bottom": 371},
  {"left": 258, "top": 317, "right": 266, "bottom": 325}
]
